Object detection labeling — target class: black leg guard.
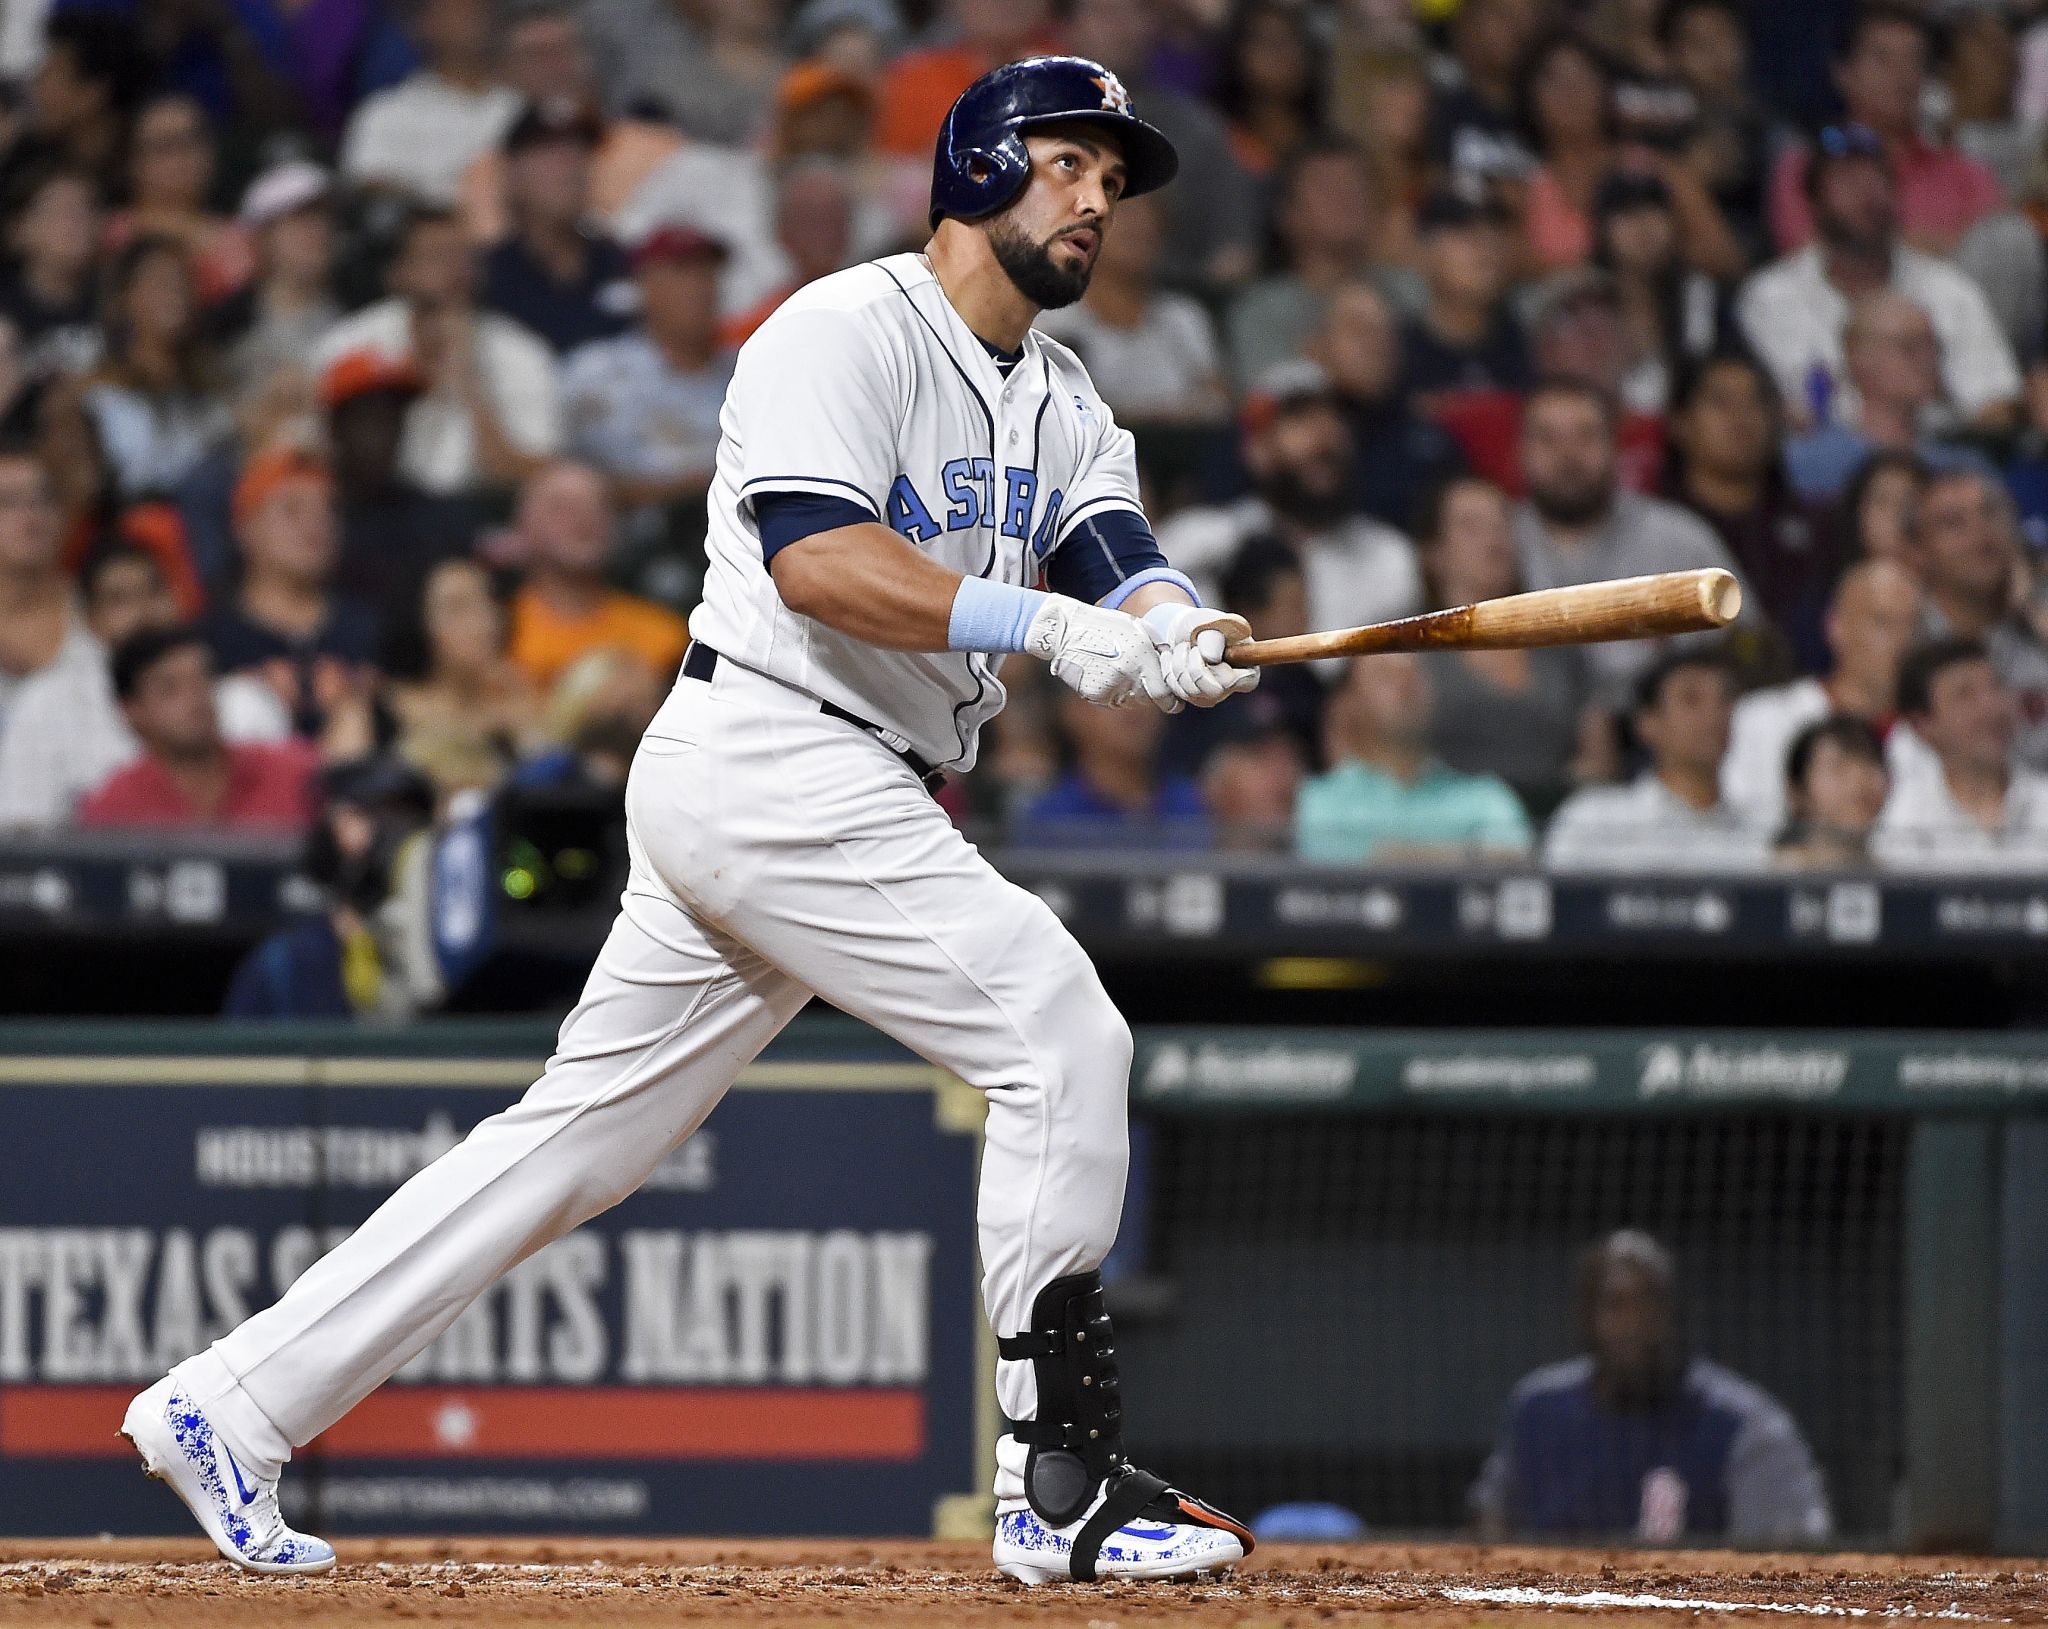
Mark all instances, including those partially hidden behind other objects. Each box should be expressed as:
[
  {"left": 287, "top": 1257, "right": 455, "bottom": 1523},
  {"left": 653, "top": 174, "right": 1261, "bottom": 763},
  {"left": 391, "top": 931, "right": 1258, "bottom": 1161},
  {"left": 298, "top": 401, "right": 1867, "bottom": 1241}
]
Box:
[{"left": 999, "top": 1271, "right": 1255, "bottom": 1582}]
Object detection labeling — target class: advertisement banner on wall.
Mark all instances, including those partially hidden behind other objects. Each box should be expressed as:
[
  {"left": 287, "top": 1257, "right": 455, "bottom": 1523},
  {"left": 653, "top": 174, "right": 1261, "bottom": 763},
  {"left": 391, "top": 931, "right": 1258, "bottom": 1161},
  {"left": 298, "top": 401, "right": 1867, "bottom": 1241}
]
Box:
[{"left": 0, "top": 1048, "right": 989, "bottom": 1538}]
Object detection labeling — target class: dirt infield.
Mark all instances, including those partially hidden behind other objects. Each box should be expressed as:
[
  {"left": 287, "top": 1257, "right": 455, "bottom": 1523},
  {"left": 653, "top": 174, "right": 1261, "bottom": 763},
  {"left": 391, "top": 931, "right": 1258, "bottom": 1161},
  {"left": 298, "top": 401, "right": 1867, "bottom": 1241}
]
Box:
[{"left": 0, "top": 1538, "right": 2042, "bottom": 1627}]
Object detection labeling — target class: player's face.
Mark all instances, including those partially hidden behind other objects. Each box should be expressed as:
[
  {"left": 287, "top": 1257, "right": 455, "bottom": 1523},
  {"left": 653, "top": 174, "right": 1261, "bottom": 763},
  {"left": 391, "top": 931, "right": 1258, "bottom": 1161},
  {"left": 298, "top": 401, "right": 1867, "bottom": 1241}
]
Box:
[
  {"left": 983, "top": 127, "right": 1129, "bottom": 311},
  {"left": 1588, "top": 1262, "right": 1676, "bottom": 1394}
]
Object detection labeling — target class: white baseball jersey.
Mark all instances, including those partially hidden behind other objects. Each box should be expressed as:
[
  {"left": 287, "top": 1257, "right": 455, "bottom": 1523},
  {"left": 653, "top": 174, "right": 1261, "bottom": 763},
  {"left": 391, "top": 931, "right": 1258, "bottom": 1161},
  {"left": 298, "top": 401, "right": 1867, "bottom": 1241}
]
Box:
[{"left": 687, "top": 252, "right": 1146, "bottom": 772}]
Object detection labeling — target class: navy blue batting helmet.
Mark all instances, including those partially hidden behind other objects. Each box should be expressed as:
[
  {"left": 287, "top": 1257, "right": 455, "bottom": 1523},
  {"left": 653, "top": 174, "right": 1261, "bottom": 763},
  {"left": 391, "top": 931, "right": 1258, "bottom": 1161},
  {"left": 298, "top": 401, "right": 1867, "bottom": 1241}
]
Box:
[{"left": 928, "top": 55, "right": 1179, "bottom": 230}]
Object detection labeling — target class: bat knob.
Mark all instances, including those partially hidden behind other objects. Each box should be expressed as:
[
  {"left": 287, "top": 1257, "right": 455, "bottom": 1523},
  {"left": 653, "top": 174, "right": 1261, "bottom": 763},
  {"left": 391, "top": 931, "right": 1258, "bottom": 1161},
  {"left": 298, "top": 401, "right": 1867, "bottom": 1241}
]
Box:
[{"left": 1698, "top": 569, "right": 1742, "bottom": 626}]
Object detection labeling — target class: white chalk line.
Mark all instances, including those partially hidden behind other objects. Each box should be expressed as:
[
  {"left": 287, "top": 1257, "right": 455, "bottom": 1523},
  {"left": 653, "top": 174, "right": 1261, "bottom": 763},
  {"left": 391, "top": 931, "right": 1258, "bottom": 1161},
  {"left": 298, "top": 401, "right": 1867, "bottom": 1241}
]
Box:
[{"left": 1436, "top": 1584, "right": 1996, "bottom": 1620}]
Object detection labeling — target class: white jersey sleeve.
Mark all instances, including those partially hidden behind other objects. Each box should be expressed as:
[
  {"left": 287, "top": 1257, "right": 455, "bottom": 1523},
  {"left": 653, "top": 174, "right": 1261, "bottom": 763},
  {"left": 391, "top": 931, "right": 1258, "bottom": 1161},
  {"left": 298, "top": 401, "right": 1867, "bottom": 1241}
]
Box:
[
  {"left": 728, "top": 303, "right": 904, "bottom": 523},
  {"left": 1046, "top": 364, "right": 1144, "bottom": 545}
]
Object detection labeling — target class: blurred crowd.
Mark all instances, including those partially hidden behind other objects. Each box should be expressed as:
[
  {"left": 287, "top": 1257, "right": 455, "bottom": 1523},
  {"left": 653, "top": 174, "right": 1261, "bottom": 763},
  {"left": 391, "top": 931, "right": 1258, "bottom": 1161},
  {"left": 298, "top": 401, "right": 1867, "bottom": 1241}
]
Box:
[{"left": 1, "top": 0, "right": 2048, "bottom": 884}]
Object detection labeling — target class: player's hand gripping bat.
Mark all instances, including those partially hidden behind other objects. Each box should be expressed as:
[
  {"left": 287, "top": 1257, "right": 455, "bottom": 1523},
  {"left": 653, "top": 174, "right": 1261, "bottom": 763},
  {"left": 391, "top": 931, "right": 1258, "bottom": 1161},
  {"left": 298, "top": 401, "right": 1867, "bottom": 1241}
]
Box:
[{"left": 1227, "top": 568, "right": 1742, "bottom": 667}]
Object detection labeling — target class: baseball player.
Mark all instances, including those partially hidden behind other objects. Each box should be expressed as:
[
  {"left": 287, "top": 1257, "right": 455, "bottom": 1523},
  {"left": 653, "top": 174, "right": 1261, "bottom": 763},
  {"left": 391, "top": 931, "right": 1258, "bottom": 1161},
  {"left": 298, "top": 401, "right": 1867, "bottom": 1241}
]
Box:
[{"left": 122, "top": 57, "right": 1259, "bottom": 1586}]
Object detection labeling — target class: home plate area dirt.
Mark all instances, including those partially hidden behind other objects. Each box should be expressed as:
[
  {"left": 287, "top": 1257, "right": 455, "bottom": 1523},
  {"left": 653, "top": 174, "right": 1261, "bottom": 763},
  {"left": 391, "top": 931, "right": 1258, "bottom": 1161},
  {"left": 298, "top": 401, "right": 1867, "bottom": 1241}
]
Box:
[{"left": 0, "top": 1538, "right": 2042, "bottom": 1626}]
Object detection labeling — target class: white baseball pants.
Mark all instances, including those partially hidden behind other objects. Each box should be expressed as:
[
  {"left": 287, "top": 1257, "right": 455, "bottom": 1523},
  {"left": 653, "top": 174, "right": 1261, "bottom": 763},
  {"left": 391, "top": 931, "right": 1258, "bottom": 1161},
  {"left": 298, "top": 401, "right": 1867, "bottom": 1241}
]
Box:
[{"left": 171, "top": 657, "right": 1129, "bottom": 1505}]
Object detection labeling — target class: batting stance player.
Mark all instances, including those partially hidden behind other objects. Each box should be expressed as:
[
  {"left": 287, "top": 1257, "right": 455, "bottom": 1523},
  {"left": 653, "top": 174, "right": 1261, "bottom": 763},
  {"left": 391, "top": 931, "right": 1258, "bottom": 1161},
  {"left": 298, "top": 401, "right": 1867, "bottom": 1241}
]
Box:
[{"left": 123, "top": 58, "right": 1259, "bottom": 1585}]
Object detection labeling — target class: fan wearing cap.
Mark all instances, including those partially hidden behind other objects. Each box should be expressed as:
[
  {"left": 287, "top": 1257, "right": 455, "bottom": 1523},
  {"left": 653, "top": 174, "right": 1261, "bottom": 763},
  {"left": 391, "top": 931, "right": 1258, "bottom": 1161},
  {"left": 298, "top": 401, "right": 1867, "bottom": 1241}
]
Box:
[
  {"left": 480, "top": 100, "right": 635, "bottom": 354},
  {"left": 197, "top": 445, "right": 380, "bottom": 737},
  {"left": 321, "top": 350, "right": 479, "bottom": 620},
  {"left": 560, "top": 223, "right": 735, "bottom": 517},
  {"left": 457, "top": 2, "right": 682, "bottom": 246},
  {"left": 1401, "top": 185, "right": 1530, "bottom": 400},
  {"left": 216, "top": 162, "right": 343, "bottom": 396}
]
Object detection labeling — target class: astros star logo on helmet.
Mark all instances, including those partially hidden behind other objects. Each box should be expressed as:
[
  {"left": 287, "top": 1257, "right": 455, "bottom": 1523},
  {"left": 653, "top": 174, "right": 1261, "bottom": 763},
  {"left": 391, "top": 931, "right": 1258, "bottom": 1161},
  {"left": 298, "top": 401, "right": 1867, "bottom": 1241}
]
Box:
[{"left": 1091, "top": 71, "right": 1132, "bottom": 114}]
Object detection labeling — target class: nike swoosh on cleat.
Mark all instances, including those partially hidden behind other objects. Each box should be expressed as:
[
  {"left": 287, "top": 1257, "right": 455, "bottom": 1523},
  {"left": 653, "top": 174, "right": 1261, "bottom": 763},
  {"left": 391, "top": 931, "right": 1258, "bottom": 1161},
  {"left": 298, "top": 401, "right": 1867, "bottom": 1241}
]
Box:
[{"left": 222, "top": 1443, "right": 258, "bottom": 1507}]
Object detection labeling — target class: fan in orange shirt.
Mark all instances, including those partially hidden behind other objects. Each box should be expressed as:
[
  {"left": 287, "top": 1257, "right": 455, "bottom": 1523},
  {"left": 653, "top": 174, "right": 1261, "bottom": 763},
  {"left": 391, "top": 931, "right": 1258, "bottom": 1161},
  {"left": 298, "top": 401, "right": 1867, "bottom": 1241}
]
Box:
[
  {"left": 873, "top": 0, "right": 1060, "bottom": 157},
  {"left": 505, "top": 461, "right": 687, "bottom": 693}
]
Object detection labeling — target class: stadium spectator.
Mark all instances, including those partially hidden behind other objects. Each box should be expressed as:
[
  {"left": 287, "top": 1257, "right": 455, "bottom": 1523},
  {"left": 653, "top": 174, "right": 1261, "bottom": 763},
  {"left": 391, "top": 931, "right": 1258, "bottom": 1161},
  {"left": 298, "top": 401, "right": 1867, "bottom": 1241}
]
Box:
[
  {"left": 341, "top": 0, "right": 519, "bottom": 207},
  {"left": 1544, "top": 648, "right": 1767, "bottom": 872},
  {"left": 1838, "top": 446, "right": 1926, "bottom": 565},
  {"left": 1659, "top": 0, "right": 1772, "bottom": 262},
  {"left": 560, "top": 225, "right": 734, "bottom": 513},
  {"left": 1063, "top": 0, "right": 1262, "bottom": 289},
  {"left": 1910, "top": 466, "right": 2048, "bottom": 769},
  {"left": 1877, "top": 636, "right": 2048, "bottom": 870},
  {"left": 105, "top": 93, "right": 247, "bottom": 305},
  {"left": 1400, "top": 186, "right": 1530, "bottom": 399},
  {"left": 1662, "top": 350, "right": 1836, "bottom": 670},
  {"left": 613, "top": 119, "right": 790, "bottom": 322},
  {"left": 316, "top": 206, "right": 563, "bottom": 496},
  {"left": 386, "top": 557, "right": 543, "bottom": 798},
  {"left": 200, "top": 446, "right": 379, "bottom": 738},
  {"left": 717, "top": 161, "right": 860, "bottom": 350},
  {"left": 76, "top": 236, "right": 229, "bottom": 499},
  {"left": 1515, "top": 30, "right": 1625, "bottom": 277},
  {"left": 1946, "top": 7, "right": 2035, "bottom": 203},
  {"left": 1738, "top": 124, "right": 2021, "bottom": 429},
  {"left": 1159, "top": 360, "right": 1422, "bottom": 641},
  {"left": 0, "top": 441, "right": 95, "bottom": 730},
  {"left": 1775, "top": 714, "right": 1891, "bottom": 869},
  {"left": 0, "top": 13, "right": 146, "bottom": 201},
  {"left": 1723, "top": 558, "right": 1928, "bottom": 834},
  {"left": 1783, "top": 292, "right": 1981, "bottom": 504},
  {"left": 873, "top": 0, "right": 1052, "bottom": 160},
  {"left": 1594, "top": 171, "right": 1723, "bottom": 413},
  {"left": 457, "top": 1, "right": 683, "bottom": 246},
  {"left": 1471, "top": 1230, "right": 1832, "bottom": 1544},
  {"left": 1012, "top": 687, "right": 1209, "bottom": 850},
  {"left": 78, "top": 624, "right": 318, "bottom": 832},
  {"left": 1035, "top": 193, "right": 1228, "bottom": 428},
  {"left": 1294, "top": 651, "right": 1533, "bottom": 864},
  {"left": 1513, "top": 379, "right": 1746, "bottom": 705},
  {"left": 0, "top": 165, "right": 103, "bottom": 383},
  {"left": 323, "top": 349, "right": 477, "bottom": 622},
  {"left": 1212, "top": 0, "right": 1326, "bottom": 181},
  {"left": 480, "top": 101, "right": 634, "bottom": 355},
  {"left": 1311, "top": 279, "right": 1466, "bottom": 531},
  {"left": 1770, "top": 6, "right": 2003, "bottom": 258},
  {"left": 1227, "top": 139, "right": 1401, "bottom": 388},
  {"left": 0, "top": 542, "right": 287, "bottom": 828},
  {"left": 1417, "top": 474, "right": 1597, "bottom": 816},
  {"left": 1527, "top": 268, "right": 1663, "bottom": 424},
  {"left": 1425, "top": 0, "right": 1540, "bottom": 194},
  {"left": 216, "top": 163, "right": 342, "bottom": 401},
  {"left": 1200, "top": 711, "right": 1306, "bottom": 853},
  {"left": 504, "top": 460, "right": 687, "bottom": 692}
]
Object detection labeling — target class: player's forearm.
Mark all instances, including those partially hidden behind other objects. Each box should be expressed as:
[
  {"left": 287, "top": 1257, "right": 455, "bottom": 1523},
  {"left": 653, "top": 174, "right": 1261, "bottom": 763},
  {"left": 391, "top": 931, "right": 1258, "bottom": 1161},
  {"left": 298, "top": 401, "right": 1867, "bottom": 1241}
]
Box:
[
  {"left": 1115, "top": 580, "right": 1197, "bottom": 617},
  {"left": 768, "top": 522, "right": 964, "bottom": 650}
]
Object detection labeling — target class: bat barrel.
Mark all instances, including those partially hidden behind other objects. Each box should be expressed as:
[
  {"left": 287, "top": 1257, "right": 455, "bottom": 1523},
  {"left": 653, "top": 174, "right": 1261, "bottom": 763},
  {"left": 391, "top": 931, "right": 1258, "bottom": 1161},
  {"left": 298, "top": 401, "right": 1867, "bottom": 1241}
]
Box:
[{"left": 1232, "top": 568, "right": 1742, "bottom": 667}]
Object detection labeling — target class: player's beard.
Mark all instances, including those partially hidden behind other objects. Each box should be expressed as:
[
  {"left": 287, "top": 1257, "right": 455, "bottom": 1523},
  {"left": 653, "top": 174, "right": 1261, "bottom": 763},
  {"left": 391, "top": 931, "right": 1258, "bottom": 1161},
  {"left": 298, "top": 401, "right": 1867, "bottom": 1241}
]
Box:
[{"left": 985, "top": 214, "right": 1095, "bottom": 310}]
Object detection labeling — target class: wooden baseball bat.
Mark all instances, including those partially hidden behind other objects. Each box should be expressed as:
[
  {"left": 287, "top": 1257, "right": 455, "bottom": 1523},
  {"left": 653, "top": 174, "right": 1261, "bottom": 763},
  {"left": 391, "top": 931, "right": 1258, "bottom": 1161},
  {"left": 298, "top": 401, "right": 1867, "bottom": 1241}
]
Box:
[{"left": 1229, "top": 568, "right": 1742, "bottom": 667}]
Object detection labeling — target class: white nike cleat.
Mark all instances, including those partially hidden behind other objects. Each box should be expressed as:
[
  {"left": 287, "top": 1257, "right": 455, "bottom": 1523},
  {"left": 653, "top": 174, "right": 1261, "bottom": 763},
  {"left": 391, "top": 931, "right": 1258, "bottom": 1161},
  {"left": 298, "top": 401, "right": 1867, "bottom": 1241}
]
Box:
[
  {"left": 994, "top": 1501, "right": 1246, "bottom": 1585},
  {"left": 120, "top": 1378, "right": 335, "bottom": 1575}
]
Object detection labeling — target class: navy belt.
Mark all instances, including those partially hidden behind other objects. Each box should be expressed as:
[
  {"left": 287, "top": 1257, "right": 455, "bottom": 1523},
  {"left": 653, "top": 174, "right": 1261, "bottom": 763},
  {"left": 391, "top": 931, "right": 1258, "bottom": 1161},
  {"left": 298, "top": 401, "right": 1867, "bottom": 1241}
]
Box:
[{"left": 681, "top": 643, "right": 946, "bottom": 791}]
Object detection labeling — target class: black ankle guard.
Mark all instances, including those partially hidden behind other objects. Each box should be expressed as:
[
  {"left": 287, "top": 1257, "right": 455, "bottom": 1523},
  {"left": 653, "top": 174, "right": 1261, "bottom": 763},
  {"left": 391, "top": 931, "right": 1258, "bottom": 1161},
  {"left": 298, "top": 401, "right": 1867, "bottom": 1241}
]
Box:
[
  {"left": 999, "top": 1271, "right": 1257, "bottom": 1581},
  {"left": 998, "top": 1271, "right": 1124, "bottom": 1528}
]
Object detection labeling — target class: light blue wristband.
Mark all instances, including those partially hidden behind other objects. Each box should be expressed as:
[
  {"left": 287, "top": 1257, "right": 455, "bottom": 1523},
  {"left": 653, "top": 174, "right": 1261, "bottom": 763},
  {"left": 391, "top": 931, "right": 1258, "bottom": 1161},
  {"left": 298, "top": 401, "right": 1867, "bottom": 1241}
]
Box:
[{"left": 947, "top": 576, "right": 1051, "bottom": 653}]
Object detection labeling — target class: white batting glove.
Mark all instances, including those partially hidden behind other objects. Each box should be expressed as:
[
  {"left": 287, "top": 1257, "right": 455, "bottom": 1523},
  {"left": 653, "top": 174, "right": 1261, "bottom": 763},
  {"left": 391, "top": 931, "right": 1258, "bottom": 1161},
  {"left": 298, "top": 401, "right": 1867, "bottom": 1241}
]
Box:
[
  {"left": 1025, "top": 596, "right": 1176, "bottom": 710},
  {"left": 1140, "top": 604, "right": 1261, "bottom": 710}
]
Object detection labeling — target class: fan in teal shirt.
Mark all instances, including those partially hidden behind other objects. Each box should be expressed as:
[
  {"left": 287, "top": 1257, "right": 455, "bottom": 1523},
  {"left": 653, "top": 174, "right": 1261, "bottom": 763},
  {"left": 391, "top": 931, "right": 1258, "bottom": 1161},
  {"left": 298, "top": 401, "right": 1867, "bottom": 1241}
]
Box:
[{"left": 1293, "top": 653, "right": 1533, "bottom": 863}]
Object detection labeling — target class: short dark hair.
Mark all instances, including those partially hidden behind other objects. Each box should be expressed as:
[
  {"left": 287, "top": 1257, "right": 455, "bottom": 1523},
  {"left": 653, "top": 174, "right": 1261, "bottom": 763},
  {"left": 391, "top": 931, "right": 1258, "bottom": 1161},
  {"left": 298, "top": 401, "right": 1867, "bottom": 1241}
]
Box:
[
  {"left": 43, "top": 13, "right": 150, "bottom": 114},
  {"left": 1836, "top": 1, "right": 1936, "bottom": 64},
  {"left": 1633, "top": 643, "right": 1737, "bottom": 712},
  {"left": 1668, "top": 346, "right": 1778, "bottom": 420},
  {"left": 110, "top": 623, "right": 207, "bottom": 702},
  {"left": 1412, "top": 471, "right": 1506, "bottom": 547},
  {"left": 1522, "top": 374, "right": 1619, "bottom": 430},
  {"left": 1513, "top": 29, "right": 1620, "bottom": 153},
  {"left": 1655, "top": 0, "right": 1747, "bottom": 48},
  {"left": 1219, "top": 536, "right": 1303, "bottom": 619},
  {"left": 78, "top": 539, "right": 162, "bottom": 605},
  {"left": 1896, "top": 635, "right": 1992, "bottom": 719},
  {"left": 1786, "top": 713, "right": 1885, "bottom": 792}
]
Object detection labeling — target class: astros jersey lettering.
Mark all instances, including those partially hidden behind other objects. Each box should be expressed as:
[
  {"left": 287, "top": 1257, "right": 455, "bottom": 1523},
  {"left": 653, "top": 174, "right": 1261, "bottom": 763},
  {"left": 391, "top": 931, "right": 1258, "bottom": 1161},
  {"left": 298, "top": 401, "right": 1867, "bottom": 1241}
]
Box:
[{"left": 689, "top": 252, "right": 1143, "bottom": 771}]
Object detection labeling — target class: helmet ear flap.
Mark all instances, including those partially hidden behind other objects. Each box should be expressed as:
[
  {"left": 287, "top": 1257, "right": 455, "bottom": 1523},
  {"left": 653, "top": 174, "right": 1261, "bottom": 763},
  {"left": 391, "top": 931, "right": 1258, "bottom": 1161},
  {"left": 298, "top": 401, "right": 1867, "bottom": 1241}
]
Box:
[{"left": 933, "top": 131, "right": 1033, "bottom": 227}]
